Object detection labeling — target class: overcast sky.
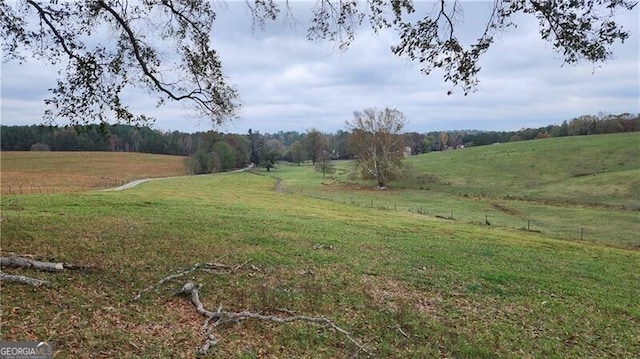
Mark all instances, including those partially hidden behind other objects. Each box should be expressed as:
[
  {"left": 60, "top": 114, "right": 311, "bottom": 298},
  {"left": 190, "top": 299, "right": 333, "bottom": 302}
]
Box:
[{"left": 1, "top": 1, "right": 638, "bottom": 134}]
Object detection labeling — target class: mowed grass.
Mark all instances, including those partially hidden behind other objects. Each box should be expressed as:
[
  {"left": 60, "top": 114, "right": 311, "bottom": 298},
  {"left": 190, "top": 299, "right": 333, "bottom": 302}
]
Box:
[
  {"left": 1, "top": 172, "right": 639, "bottom": 358},
  {"left": 272, "top": 133, "right": 640, "bottom": 248},
  {"left": 0, "top": 151, "right": 188, "bottom": 194}
]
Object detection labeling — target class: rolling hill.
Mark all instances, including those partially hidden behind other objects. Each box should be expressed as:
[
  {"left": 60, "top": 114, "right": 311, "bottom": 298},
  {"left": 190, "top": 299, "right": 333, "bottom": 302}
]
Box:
[
  {"left": 407, "top": 132, "right": 640, "bottom": 209},
  {"left": 1, "top": 133, "right": 638, "bottom": 358}
]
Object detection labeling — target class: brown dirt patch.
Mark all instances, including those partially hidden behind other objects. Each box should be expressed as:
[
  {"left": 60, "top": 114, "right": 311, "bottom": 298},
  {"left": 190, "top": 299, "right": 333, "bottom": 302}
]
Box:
[
  {"left": 360, "top": 274, "right": 442, "bottom": 316},
  {"left": 492, "top": 203, "right": 523, "bottom": 216}
]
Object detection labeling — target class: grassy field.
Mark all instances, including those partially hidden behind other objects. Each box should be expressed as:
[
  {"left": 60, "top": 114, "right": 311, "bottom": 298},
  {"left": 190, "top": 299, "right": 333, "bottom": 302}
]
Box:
[
  {"left": 1, "top": 135, "right": 639, "bottom": 358},
  {"left": 273, "top": 133, "right": 640, "bottom": 248},
  {"left": 0, "top": 151, "right": 188, "bottom": 194},
  {"left": 407, "top": 133, "right": 640, "bottom": 209},
  {"left": 1, "top": 162, "right": 639, "bottom": 357}
]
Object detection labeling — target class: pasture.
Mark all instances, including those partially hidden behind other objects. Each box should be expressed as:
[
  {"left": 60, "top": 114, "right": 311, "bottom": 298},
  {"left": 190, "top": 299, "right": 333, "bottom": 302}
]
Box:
[
  {"left": 1, "top": 134, "right": 639, "bottom": 358},
  {"left": 274, "top": 133, "right": 640, "bottom": 248},
  {"left": 0, "top": 151, "right": 187, "bottom": 194}
]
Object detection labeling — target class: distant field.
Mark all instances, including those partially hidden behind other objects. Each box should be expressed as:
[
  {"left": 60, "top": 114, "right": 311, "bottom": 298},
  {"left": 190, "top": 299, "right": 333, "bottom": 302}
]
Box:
[
  {"left": 408, "top": 132, "right": 640, "bottom": 209},
  {"left": 0, "top": 151, "right": 188, "bottom": 194},
  {"left": 272, "top": 133, "right": 640, "bottom": 248}
]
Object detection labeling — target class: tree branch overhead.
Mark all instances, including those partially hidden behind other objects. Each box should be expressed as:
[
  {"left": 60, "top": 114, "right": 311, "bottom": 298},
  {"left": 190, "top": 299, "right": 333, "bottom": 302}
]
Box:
[{"left": 2, "top": 0, "right": 635, "bottom": 126}]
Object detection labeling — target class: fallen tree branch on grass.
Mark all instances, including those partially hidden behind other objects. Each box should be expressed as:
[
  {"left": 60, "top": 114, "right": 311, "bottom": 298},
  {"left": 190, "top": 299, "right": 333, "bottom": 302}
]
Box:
[
  {"left": 135, "top": 262, "right": 372, "bottom": 356},
  {"left": 198, "top": 334, "right": 218, "bottom": 356},
  {"left": 0, "top": 255, "right": 91, "bottom": 287},
  {"left": 133, "top": 262, "right": 203, "bottom": 301},
  {"left": 0, "top": 271, "right": 50, "bottom": 287},
  {"left": 180, "top": 281, "right": 373, "bottom": 357},
  {"left": 0, "top": 255, "right": 91, "bottom": 272},
  {"left": 132, "top": 258, "right": 259, "bottom": 301}
]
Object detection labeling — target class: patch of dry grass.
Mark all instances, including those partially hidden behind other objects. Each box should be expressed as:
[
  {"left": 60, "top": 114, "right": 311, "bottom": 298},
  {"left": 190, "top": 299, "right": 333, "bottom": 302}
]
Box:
[{"left": 1, "top": 152, "right": 187, "bottom": 194}]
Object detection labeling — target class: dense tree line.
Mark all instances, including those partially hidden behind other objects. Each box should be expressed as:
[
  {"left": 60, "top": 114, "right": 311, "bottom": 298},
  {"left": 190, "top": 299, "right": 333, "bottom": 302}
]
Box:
[
  {"left": 406, "top": 112, "right": 640, "bottom": 152},
  {"left": 2, "top": 112, "right": 638, "bottom": 173}
]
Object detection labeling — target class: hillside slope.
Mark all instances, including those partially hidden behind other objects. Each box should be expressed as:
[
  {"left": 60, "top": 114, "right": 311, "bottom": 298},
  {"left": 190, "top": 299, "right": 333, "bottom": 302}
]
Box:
[
  {"left": 408, "top": 133, "right": 640, "bottom": 208},
  {"left": 273, "top": 133, "right": 639, "bottom": 247},
  {"left": 1, "top": 172, "right": 639, "bottom": 358}
]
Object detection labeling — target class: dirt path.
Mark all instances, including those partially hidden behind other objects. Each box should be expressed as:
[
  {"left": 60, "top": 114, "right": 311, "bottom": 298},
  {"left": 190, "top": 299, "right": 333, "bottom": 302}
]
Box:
[{"left": 104, "top": 166, "right": 252, "bottom": 191}]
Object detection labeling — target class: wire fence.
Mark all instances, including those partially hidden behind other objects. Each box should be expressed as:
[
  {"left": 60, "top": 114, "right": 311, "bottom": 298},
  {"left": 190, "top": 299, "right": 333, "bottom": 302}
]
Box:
[
  {"left": 275, "top": 184, "right": 640, "bottom": 250},
  {"left": 1, "top": 177, "right": 128, "bottom": 195},
  {"left": 3, "top": 173, "right": 638, "bottom": 249}
]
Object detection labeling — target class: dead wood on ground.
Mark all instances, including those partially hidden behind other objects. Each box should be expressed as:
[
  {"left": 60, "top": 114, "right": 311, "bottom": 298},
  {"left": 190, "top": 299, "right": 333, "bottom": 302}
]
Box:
[
  {"left": 0, "top": 255, "right": 91, "bottom": 287},
  {"left": 181, "top": 280, "right": 373, "bottom": 357},
  {"left": 136, "top": 261, "right": 373, "bottom": 357}
]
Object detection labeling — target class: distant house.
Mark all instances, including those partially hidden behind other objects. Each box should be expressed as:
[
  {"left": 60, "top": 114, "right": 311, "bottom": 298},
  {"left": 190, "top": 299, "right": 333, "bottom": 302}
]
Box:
[{"left": 404, "top": 146, "right": 412, "bottom": 157}]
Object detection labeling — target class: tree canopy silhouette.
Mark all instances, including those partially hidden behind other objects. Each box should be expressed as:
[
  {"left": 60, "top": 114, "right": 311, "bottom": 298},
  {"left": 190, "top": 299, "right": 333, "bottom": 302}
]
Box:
[{"left": 2, "top": 0, "right": 636, "bottom": 126}]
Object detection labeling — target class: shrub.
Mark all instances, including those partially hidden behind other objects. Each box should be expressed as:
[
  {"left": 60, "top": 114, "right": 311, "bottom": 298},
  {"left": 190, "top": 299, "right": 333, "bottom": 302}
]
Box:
[{"left": 30, "top": 143, "right": 51, "bottom": 151}]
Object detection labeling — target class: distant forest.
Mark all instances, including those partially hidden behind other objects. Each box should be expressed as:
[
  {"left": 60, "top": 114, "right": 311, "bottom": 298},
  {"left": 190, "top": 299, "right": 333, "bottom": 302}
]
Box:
[{"left": 2, "top": 112, "right": 638, "bottom": 173}]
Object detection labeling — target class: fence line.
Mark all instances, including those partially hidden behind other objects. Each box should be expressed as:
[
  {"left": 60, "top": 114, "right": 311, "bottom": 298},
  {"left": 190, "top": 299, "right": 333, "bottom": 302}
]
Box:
[
  {"left": 276, "top": 185, "right": 640, "bottom": 249},
  {"left": 1, "top": 178, "right": 128, "bottom": 195},
  {"left": 3, "top": 176, "right": 637, "bottom": 248}
]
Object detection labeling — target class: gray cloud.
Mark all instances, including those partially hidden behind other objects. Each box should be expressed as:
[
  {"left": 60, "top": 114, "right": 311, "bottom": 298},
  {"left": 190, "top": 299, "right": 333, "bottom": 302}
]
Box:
[{"left": 1, "top": 2, "right": 638, "bottom": 134}]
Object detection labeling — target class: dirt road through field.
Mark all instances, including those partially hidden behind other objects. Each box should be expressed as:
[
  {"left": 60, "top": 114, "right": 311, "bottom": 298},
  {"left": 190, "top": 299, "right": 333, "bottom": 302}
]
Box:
[{"left": 104, "top": 166, "right": 252, "bottom": 191}]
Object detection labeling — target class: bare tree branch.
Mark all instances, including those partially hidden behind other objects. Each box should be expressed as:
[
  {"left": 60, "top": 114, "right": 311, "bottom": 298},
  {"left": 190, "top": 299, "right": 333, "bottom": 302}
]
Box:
[
  {"left": 132, "top": 254, "right": 241, "bottom": 301},
  {"left": 133, "top": 262, "right": 203, "bottom": 301},
  {"left": 3, "top": 0, "right": 636, "bottom": 124},
  {"left": 0, "top": 271, "right": 50, "bottom": 287},
  {"left": 0, "top": 256, "right": 91, "bottom": 272},
  {"left": 0, "top": 255, "right": 91, "bottom": 287},
  {"left": 183, "top": 281, "right": 374, "bottom": 357}
]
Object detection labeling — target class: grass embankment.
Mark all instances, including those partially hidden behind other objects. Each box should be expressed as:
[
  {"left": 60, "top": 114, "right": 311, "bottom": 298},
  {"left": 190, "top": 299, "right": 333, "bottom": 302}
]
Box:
[
  {"left": 274, "top": 133, "right": 640, "bottom": 248},
  {"left": 1, "top": 172, "right": 639, "bottom": 358},
  {"left": 0, "top": 151, "right": 187, "bottom": 194}
]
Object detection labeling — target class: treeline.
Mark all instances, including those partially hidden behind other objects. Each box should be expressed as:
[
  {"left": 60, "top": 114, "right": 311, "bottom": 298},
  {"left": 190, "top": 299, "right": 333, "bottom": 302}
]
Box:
[
  {"left": 406, "top": 112, "right": 640, "bottom": 153},
  {"left": 1, "top": 112, "right": 638, "bottom": 173},
  {"left": 0, "top": 124, "right": 344, "bottom": 174},
  {"left": 465, "top": 112, "right": 639, "bottom": 147}
]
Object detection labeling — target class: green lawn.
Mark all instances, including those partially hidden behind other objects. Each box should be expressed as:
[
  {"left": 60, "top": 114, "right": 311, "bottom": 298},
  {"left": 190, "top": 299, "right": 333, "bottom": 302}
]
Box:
[
  {"left": 270, "top": 133, "right": 640, "bottom": 248},
  {"left": 2, "top": 171, "right": 639, "bottom": 358}
]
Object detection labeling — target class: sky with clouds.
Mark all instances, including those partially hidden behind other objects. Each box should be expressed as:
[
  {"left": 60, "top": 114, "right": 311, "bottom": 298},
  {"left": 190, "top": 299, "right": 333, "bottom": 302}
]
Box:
[{"left": 1, "top": 1, "right": 638, "bottom": 134}]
